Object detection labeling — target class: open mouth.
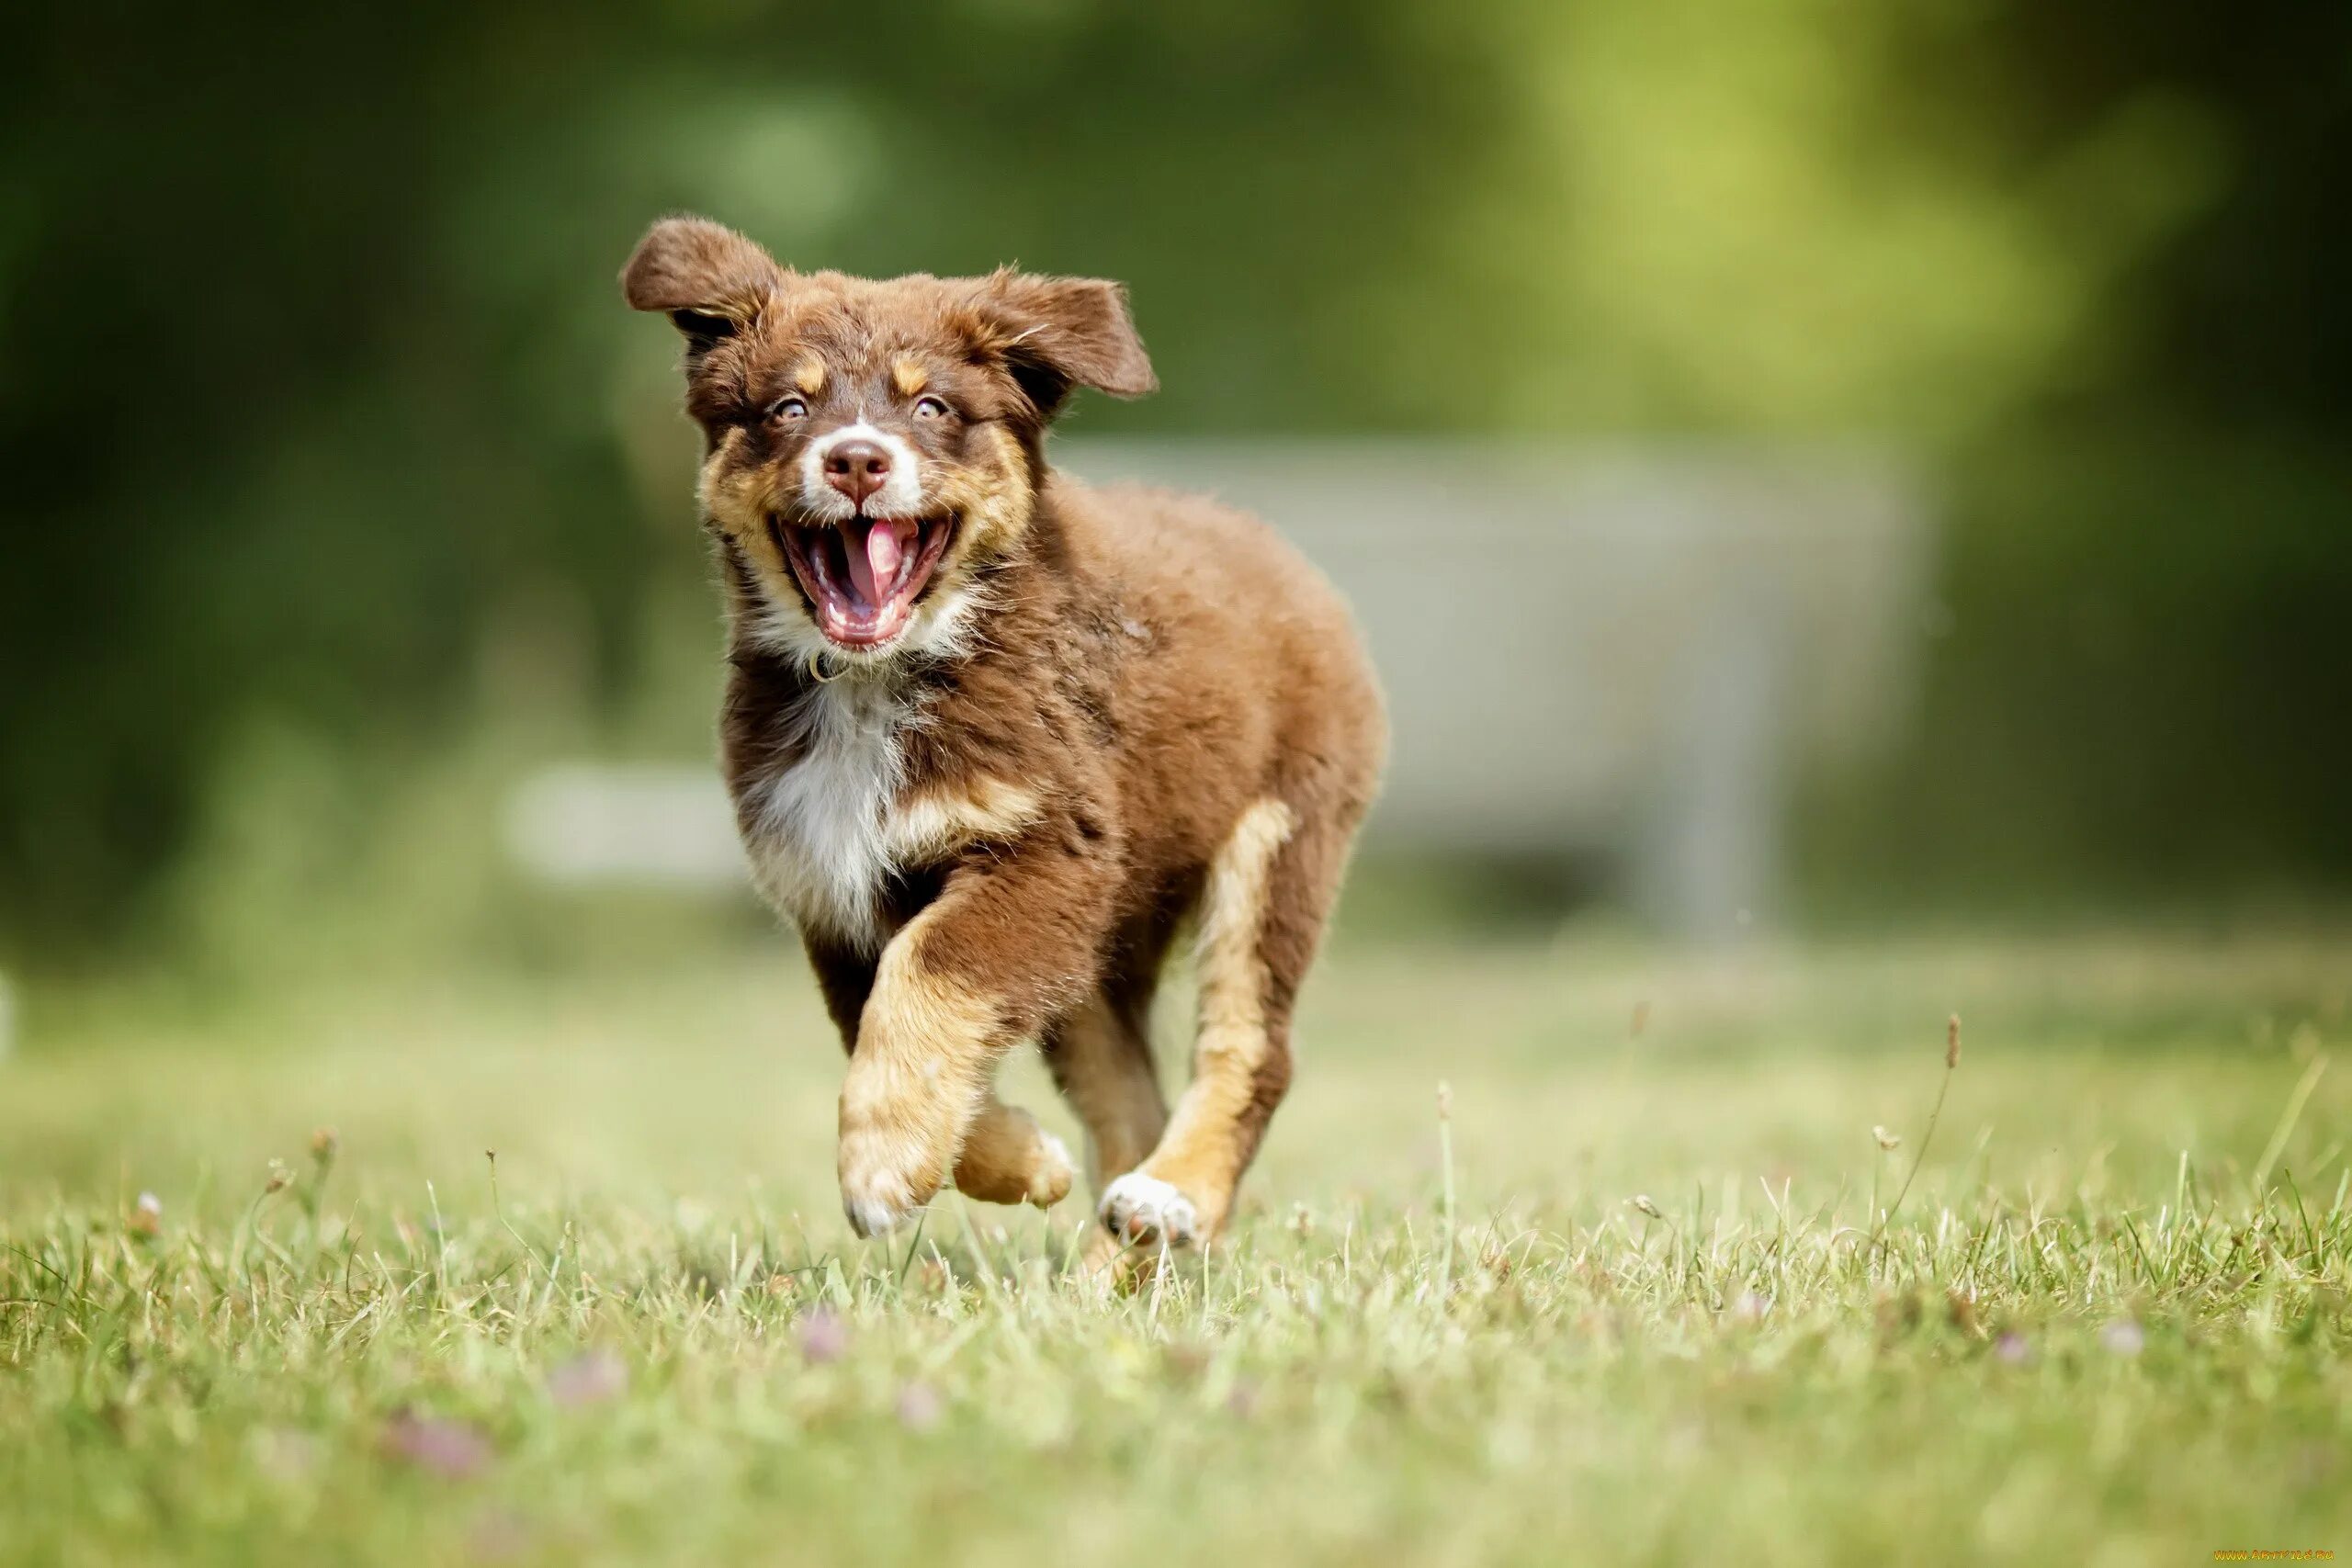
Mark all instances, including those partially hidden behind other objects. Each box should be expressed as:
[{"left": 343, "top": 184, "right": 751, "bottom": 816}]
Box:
[{"left": 774, "top": 513, "right": 956, "bottom": 649}]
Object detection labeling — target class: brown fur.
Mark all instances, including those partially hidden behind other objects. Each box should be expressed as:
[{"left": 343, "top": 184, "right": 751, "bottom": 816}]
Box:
[{"left": 623, "top": 215, "right": 1385, "bottom": 1251}]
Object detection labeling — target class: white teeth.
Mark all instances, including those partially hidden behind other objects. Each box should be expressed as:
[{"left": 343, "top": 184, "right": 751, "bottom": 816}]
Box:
[{"left": 777, "top": 514, "right": 951, "bottom": 648}]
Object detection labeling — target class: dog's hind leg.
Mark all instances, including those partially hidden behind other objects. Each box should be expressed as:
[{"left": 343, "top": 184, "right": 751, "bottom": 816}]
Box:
[
  {"left": 1042, "top": 900, "right": 1179, "bottom": 1197},
  {"left": 1043, "top": 988, "right": 1168, "bottom": 1195},
  {"left": 1099, "top": 796, "right": 1348, "bottom": 1248}
]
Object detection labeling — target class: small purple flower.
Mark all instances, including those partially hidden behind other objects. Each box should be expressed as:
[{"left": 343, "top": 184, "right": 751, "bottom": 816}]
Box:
[
  {"left": 547, "top": 1348, "right": 628, "bottom": 1409},
  {"left": 1993, "top": 1331, "right": 2032, "bottom": 1365},
  {"left": 2099, "top": 1319, "right": 2145, "bottom": 1358},
  {"left": 797, "top": 1308, "right": 849, "bottom": 1364},
  {"left": 1225, "top": 1380, "right": 1261, "bottom": 1419},
  {"left": 379, "top": 1411, "right": 493, "bottom": 1479},
  {"left": 894, "top": 1382, "right": 944, "bottom": 1431}
]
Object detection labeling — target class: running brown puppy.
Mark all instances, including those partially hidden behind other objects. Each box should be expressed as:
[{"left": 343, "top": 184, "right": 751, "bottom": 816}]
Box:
[{"left": 622, "top": 216, "right": 1385, "bottom": 1256}]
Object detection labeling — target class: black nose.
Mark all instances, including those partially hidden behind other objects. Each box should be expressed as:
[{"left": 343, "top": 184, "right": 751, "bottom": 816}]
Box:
[{"left": 823, "top": 438, "right": 891, "bottom": 506}]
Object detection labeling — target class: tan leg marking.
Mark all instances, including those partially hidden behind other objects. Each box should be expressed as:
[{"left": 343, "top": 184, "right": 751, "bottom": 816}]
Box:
[
  {"left": 1046, "top": 993, "right": 1168, "bottom": 1190},
  {"left": 836, "top": 909, "right": 1001, "bottom": 1237},
  {"left": 1102, "top": 798, "right": 1295, "bottom": 1247},
  {"left": 836, "top": 899, "right": 1075, "bottom": 1235}
]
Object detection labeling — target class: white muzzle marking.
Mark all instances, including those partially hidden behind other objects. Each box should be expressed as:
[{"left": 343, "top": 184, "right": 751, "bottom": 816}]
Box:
[{"left": 799, "top": 423, "right": 926, "bottom": 522}]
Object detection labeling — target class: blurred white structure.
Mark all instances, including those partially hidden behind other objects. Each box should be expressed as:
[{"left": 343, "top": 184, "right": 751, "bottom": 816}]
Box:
[
  {"left": 1064, "top": 441, "right": 1932, "bottom": 937},
  {"left": 512, "top": 442, "right": 1930, "bottom": 939},
  {"left": 506, "top": 764, "right": 744, "bottom": 887}
]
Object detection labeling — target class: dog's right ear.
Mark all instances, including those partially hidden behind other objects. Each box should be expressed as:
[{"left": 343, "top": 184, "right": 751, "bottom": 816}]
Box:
[{"left": 621, "top": 216, "right": 784, "bottom": 350}]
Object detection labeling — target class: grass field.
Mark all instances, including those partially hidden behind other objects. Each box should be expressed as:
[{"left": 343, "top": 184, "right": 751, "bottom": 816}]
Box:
[{"left": 4, "top": 926, "right": 2348, "bottom": 1565}]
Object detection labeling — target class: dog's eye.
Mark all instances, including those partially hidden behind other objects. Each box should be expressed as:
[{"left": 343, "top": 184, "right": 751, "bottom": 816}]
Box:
[
  {"left": 768, "top": 396, "right": 809, "bottom": 423},
  {"left": 911, "top": 395, "right": 950, "bottom": 420}
]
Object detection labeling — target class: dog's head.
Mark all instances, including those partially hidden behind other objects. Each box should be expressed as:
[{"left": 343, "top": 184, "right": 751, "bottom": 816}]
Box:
[{"left": 624, "top": 216, "right": 1155, "bottom": 664}]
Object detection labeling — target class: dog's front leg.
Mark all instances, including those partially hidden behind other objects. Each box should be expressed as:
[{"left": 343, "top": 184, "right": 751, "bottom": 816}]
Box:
[{"left": 837, "top": 844, "right": 1104, "bottom": 1237}]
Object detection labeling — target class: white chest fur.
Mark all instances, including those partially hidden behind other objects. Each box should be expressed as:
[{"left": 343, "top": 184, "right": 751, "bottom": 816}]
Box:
[{"left": 740, "top": 678, "right": 910, "bottom": 954}]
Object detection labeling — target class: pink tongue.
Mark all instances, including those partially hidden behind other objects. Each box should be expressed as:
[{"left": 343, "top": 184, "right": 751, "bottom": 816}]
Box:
[
  {"left": 841, "top": 520, "right": 921, "bottom": 615},
  {"left": 866, "top": 520, "right": 907, "bottom": 592}
]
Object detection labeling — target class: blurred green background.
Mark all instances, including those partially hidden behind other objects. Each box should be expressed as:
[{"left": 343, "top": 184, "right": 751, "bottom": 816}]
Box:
[{"left": 4, "top": 0, "right": 2347, "bottom": 987}]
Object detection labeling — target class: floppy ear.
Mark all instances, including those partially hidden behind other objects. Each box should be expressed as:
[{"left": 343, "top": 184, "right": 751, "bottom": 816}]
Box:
[
  {"left": 975, "top": 271, "right": 1157, "bottom": 417},
  {"left": 621, "top": 216, "right": 784, "bottom": 349}
]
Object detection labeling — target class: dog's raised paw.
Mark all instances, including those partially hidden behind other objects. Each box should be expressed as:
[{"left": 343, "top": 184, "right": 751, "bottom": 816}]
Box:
[
  {"left": 1028, "top": 1133, "right": 1076, "bottom": 1208},
  {"left": 1099, "top": 1171, "right": 1198, "bottom": 1247}
]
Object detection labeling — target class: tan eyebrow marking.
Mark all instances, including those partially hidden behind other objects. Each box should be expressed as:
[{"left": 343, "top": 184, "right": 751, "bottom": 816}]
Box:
[
  {"left": 890, "top": 357, "right": 929, "bottom": 398},
  {"left": 793, "top": 357, "right": 827, "bottom": 396}
]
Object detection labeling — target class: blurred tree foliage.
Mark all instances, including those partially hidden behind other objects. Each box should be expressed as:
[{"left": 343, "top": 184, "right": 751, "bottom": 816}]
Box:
[{"left": 1, "top": 0, "right": 2346, "bottom": 961}]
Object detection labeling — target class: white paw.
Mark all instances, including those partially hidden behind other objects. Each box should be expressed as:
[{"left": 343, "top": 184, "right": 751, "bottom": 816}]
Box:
[
  {"left": 1099, "top": 1171, "right": 1199, "bottom": 1248},
  {"left": 838, "top": 1106, "right": 952, "bottom": 1239},
  {"left": 841, "top": 1165, "right": 927, "bottom": 1239},
  {"left": 843, "top": 1190, "right": 923, "bottom": 1239}
]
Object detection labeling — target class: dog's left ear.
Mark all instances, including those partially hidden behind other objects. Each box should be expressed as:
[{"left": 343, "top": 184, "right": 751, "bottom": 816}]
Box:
[
  {"left": 621, "top": 215, "right": 785, "bottom": 350},
  {"left": 974, "top": 271, "right": 1157, "bottom": 416}
]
